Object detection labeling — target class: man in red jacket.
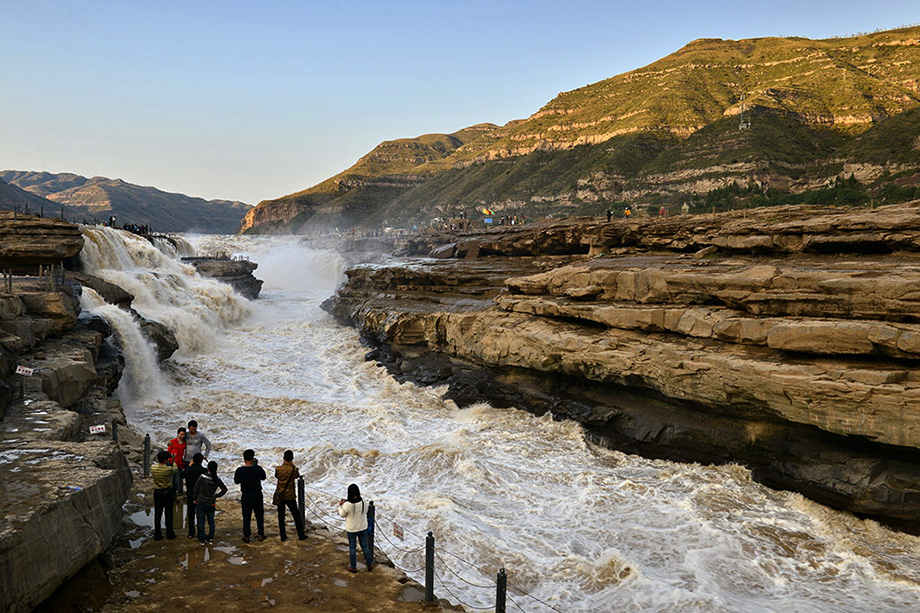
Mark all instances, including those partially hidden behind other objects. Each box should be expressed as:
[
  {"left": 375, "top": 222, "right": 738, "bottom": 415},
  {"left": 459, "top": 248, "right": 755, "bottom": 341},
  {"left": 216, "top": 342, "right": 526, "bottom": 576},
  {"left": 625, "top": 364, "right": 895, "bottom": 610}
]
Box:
[{"left": 167, "top": 427, "right": 187, "bottom": 498}]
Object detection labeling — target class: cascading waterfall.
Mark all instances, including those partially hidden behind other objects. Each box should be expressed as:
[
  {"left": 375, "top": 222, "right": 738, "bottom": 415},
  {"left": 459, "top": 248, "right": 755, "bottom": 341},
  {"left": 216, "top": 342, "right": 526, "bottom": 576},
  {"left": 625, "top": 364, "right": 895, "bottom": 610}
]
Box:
[
  {"left": 80, "top": 226, "right": 251, "bottom": 357},
  {"left": 80, "top": 287, "right": 170, "bottom": 404},
  {"left": 79, "top": 226, "right": 251, "bottom": 406}
]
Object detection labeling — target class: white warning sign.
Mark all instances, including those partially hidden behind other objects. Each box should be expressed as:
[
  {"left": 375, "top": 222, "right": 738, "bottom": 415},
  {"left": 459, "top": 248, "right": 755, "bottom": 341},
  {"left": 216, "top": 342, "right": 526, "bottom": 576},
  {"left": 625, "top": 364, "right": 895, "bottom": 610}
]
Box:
[{"left": 15, "top": 365, "right": 34, "bottom": 376}]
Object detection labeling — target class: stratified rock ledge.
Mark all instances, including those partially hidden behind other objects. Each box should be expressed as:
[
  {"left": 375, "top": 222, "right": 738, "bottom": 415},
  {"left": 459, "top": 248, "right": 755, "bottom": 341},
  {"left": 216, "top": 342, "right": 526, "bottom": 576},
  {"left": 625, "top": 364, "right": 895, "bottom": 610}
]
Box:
[{"left": 326, "top": 202, "right": 920, "bottom": 532}]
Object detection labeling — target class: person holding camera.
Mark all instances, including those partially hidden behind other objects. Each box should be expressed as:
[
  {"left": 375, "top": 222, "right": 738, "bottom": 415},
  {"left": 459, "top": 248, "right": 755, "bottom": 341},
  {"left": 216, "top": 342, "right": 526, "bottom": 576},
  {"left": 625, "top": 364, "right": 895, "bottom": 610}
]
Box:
[{"left": 337, "top": 483, "right": 372, "bottom": 572}]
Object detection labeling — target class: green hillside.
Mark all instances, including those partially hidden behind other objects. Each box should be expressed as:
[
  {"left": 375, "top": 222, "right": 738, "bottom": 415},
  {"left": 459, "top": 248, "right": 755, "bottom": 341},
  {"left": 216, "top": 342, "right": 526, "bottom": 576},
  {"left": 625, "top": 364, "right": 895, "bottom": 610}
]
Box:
[{"left": 243, "top": 25, "right": 920, "bottom": 233}]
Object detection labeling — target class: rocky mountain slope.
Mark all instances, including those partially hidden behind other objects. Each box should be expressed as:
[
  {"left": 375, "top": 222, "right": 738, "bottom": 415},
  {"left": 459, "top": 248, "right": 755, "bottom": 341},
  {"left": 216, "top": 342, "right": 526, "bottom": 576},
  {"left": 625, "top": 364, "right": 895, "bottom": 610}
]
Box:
[
  {"left": 243, "top": 26, "right": 920, "bottom": 234},
  {"left": 1, "top": 171, "right": 252, "bottom": 234},
  {"left": 326, "top": 201, "right": 920, "bottom": 532}
]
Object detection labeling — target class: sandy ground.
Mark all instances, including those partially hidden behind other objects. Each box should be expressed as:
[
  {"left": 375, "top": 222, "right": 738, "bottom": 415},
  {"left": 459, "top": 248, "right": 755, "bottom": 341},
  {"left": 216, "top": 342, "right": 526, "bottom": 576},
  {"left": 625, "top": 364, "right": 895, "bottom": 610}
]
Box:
[{"left": 37, "top": 474, "right": 461, "bottom": 613}]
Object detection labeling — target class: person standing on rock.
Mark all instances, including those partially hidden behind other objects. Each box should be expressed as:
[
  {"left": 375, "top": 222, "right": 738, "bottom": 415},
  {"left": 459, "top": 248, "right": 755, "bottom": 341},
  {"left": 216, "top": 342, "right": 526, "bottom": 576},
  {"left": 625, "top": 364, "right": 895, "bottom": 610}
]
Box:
[
  {"left": 167, "top": 427, "right": 187, "bottom": 498},
  {"left": 151, "top": 450, "right": 178, "bottom": 541},
  {"left": 183, "top": 420, "right": 212, "bottom": 466},
  {"left": 183, "top": 453, "right": 207, "bottom": 539},
  {"left": 193, "top": 460, "right": 227, "bottom": 544},
  {"left": 337, "top": 483, "right": 372, "bottom": 572},
  {"left": 274, "top": 450, "right": 307, "bottom": 542},
  {"left": 234, "top": 449, "right": 266, "bottom": 543}
]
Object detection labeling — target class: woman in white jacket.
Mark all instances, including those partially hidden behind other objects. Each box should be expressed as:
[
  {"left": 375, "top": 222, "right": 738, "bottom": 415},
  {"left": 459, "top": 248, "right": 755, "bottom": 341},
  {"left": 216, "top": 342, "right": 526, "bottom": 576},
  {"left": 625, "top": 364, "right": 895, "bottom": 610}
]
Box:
[{"left": 337, "top": 483, "right": 373, "bottom": 572}]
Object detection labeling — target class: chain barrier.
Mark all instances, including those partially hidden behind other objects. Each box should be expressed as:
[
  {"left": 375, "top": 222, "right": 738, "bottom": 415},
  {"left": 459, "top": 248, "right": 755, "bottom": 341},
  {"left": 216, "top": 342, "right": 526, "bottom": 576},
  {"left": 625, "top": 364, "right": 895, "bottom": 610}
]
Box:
[{"left": 301, "top": 482, "right": 566, "bottom": 613}]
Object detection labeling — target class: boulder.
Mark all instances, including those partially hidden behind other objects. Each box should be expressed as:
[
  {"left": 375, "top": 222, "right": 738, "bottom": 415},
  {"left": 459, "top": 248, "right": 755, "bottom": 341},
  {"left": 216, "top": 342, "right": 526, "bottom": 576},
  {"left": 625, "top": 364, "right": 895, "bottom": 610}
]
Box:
[{"left": 138, "top": 318, "right": 179, "bottom": 361}]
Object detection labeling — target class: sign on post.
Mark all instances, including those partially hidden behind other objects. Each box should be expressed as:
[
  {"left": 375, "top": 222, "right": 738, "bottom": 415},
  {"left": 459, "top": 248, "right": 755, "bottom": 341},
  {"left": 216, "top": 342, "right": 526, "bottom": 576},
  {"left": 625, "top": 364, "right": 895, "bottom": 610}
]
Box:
[
  {"left": 89, "top": 424, "right": 107, "bottom": 435},
  {"left": 392, "top": 523, "right": 405, "bottom": 540},
  {"left": 15, "top": 365, "right": 33, "bottom": 376}
]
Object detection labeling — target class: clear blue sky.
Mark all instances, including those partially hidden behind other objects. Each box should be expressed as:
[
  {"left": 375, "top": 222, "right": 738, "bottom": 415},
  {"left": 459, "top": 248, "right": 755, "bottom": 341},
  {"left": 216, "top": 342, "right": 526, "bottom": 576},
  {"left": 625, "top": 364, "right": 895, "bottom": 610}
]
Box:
[{"left": 2, "top": 1, "right": 918, "bottom": 204}]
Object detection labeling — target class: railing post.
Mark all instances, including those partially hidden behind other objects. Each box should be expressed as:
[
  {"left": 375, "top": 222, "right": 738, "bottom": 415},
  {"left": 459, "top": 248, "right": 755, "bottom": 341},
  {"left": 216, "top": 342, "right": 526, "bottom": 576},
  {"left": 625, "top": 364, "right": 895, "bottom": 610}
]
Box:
[
  {"left": 143, "top": 434, "right": 151, "bottom": 477},
  {"left": 425, "top": 531, "right": 435, "bottom": 603},
  {"left": 111, "top": 419, "right": 118, "bottom": 443},
  {"left": 495, "top": 567, "right": 507, "bottom": 613},
  {"left": 367, "top": 501, "right": 375, "bottom": 563},
  {"left": 297, "top": 477, "right": 305, "bottom": 525}
]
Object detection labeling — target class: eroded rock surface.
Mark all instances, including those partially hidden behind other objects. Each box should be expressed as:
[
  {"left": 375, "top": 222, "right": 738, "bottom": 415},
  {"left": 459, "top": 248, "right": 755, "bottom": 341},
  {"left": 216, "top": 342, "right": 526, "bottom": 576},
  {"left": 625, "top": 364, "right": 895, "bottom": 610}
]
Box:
[
  {"left": 327, "top": 202, "right": 920, "bottom": 531},
  {"left": 0, "top": 259, "right": 132, "bottom": 611},
  {"left": 0, "top": 211, "right": 84, "bottom": 268},
  {"left": 182, "top": 256, "right": 263, "bottom": 299}
]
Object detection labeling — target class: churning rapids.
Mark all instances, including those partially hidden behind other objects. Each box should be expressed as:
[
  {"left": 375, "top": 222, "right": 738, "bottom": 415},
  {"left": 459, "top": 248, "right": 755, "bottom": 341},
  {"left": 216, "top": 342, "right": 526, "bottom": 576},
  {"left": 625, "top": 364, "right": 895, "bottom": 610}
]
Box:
[{"left": 78, "top": 226, "right": 920, "bottom": 612}]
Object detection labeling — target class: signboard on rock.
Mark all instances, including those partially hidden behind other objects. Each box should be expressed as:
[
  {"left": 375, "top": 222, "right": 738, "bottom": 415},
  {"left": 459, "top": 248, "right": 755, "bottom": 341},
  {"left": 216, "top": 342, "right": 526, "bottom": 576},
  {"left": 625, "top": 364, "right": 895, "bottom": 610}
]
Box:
[
  {"left": 15, "top": 365, "right": 33, "bottom": 376},
  {"left": 89, "top": 424, "right": 107, "bottom": 435}
]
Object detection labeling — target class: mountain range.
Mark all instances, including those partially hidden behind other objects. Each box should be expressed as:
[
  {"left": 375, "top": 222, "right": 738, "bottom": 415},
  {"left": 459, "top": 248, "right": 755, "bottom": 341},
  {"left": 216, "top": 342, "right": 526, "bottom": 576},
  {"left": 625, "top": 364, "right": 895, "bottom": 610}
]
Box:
[
  {"left": 0, "top": 171, "right": 251, "bottom": 234},
  {"left": 241, "top": 25, "right": 920, "bottom": 234}
]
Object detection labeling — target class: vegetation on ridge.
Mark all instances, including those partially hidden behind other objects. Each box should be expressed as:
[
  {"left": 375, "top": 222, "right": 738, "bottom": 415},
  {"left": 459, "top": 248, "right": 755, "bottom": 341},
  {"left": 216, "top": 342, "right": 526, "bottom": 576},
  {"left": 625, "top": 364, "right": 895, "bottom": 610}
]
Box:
[{"left": 243, "top": 25, "right": 920, "bottom": 234}]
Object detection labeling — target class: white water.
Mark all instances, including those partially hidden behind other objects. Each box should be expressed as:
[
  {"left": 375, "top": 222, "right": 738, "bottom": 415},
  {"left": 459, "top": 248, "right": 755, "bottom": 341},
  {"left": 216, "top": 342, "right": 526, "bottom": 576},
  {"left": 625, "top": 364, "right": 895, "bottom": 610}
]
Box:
[{"left": 81, "top": 230, "right": 920, "bottom": 612}]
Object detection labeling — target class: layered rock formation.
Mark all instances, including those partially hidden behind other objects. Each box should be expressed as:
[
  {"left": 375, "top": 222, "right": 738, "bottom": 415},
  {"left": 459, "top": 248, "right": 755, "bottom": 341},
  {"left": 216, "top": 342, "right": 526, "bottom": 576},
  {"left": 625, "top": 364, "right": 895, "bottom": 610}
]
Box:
[
  {"left": 327, "top": 201, "right": 920, "bottom": 531},
  {"left": 0, "top": 211, "right": 84, "bottom": 269},
  {"left": 0, "top": 276, "right": 132, "bottom": 612},
  {"left": 246, "top": 26, "right": 920, "bottom": 234},
  {"left": 182, "top": 256, "right": 263, "bottom": 299}
]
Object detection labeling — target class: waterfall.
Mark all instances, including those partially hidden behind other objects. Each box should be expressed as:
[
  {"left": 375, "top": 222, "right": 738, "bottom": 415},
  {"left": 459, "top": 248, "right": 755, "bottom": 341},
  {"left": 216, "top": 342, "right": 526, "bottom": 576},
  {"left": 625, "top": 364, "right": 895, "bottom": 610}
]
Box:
[
  {"left": 78, "top": 226, "right": 252, "bottom": 405},
  {"left": 80, "top": 288, "right": 170, "bottom": 405}
]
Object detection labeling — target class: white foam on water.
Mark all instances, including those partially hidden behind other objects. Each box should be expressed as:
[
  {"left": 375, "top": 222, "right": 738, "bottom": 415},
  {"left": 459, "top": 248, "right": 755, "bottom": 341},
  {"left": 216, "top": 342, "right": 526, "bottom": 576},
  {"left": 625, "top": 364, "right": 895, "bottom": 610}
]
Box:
[{"left": 98, "top": 233, "right": 920, "bottom": 612}]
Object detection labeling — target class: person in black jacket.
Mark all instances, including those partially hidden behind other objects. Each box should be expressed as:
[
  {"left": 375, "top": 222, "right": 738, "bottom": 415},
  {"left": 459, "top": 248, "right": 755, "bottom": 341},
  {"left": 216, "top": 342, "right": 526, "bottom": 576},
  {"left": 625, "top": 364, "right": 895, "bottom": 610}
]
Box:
[
  {"left": 234, "top": 449, "right": 267, "bottom": 543},
  {"left": 193, "top": 460, "right": 228, "bottom": 544},
  {"left": 182, "top": 453, "right": 207, "bottom": 539}
]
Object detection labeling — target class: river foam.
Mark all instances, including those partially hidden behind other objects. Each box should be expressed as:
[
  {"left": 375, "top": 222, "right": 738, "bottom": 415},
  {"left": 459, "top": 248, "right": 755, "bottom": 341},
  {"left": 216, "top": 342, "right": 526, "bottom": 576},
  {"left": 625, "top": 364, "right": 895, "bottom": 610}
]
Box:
[{"left": 81, "top": 231, "right": 920, "bottom": 612}]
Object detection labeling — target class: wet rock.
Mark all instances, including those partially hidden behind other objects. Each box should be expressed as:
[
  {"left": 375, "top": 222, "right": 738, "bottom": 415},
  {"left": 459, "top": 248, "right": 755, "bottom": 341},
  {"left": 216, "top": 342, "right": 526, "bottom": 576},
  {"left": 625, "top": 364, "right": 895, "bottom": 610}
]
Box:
[
  {"left": 70, "top": 272, "right": 134, "bottom": 308},
  {"left": 0, "top": 440, "right": 131, "bottom": 612},
  {"left": 138, "top": 318, "right": 179, "bottom": 361},
  {"left": 182, "top": 257, "right": 263, "bottom": 299}
]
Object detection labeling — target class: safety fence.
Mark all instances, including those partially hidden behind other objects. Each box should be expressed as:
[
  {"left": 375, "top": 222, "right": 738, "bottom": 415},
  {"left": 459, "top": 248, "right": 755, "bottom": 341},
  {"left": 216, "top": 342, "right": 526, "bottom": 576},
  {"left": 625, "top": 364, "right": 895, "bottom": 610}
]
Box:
[
  {"left": 138, "top": 438, "right": 563, "bottom": 611},
  {"left": 296, "top": 481, "right": 565, "bottom": 613}
]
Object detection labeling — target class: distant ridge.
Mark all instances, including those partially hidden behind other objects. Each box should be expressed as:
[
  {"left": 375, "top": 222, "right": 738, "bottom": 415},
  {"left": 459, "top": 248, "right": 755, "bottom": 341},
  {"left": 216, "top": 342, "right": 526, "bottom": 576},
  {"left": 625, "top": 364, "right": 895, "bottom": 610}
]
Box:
[
  {"left": 242, "top": 25, "right": 920, "bottom": 233},
  {"left": 0, "top": 171, "right": 252, "bottom": 234}
]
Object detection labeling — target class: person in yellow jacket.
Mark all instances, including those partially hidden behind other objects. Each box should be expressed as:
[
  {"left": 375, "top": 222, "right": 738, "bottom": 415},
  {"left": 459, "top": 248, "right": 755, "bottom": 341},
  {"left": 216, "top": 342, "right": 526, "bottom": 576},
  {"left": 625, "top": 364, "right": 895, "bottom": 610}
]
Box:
[{"left": 150, "top": 450, "right": 178, "bottom": 540}]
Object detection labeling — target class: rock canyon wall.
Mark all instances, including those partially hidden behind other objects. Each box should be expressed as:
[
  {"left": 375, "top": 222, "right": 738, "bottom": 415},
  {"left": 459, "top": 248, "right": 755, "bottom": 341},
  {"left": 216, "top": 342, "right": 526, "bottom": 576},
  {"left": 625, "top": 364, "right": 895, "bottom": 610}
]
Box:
[{"left": 326, "top": 202, "right": 920, "bottom": 532}]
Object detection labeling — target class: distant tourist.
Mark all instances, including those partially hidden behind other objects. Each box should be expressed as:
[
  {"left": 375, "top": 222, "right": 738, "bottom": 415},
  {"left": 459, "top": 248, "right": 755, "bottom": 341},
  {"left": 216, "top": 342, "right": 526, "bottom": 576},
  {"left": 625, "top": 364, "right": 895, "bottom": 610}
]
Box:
[
  {"left": 606, "top": 209, "right": 612, "bottom": 222},
  {"left": 150, "top": 450, "right": 178, "bottom": 541},
  {"left": 193, "top": 460, "right": 228, "bottom": 544},
  {"left": 337, "top": 483, "right": 372, "bottom": 572},
  {"left": 234, "top": 449, "right": 266, "bottom": 543},
  {"left": 274, "top": 450, "right": 307, "bottom": 542},
  {"left": 182, "top": 453, "right": 207, "bottom": 539},
  {"left": 184, "top": 420, "right": 212, "bottom": 465},
  {"left": 167, "top": 427, "right": 187, "bottom": 498}
]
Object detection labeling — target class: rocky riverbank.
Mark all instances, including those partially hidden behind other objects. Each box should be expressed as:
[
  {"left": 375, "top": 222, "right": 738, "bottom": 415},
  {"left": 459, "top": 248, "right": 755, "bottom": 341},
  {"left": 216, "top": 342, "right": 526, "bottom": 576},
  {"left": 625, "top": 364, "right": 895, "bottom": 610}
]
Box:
[{"left": 326, "top": 202, "right": 920, "bottom": 532}]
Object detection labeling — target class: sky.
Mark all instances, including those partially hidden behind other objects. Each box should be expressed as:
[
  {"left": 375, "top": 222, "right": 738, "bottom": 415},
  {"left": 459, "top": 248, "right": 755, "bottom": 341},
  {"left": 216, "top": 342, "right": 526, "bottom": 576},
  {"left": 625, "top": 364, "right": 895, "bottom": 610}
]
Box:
[{"left": 3, "top": 1, "right": 920, "bottom": 205}]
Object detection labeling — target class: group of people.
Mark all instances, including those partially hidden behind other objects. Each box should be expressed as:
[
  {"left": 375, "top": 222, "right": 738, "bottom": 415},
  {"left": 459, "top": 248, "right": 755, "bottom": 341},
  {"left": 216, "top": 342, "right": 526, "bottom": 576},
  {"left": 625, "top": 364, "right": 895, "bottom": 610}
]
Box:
[{"left": 150, "top": 420, "right": 374, "bottom": 572}]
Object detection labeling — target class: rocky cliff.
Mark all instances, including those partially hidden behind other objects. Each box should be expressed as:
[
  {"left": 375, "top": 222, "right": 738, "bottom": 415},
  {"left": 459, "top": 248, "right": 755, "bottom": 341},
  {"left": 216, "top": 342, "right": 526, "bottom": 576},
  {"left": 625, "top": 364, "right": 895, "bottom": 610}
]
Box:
[
  {"left": 326, "top": 201, "right": 920, "bottom": 531},
  {"left": 246, "top": 26, "right": 920, "bottom": 234},
  {"left": 0, "top": 216, "right": 187, "bottom": 611}
]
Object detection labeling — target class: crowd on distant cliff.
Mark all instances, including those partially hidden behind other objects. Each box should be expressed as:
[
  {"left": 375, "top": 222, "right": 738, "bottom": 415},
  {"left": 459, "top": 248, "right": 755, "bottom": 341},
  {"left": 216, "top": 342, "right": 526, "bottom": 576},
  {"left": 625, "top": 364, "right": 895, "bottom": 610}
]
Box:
[{"left": 149, "top": 420, "right": 373, "bottom": 572}]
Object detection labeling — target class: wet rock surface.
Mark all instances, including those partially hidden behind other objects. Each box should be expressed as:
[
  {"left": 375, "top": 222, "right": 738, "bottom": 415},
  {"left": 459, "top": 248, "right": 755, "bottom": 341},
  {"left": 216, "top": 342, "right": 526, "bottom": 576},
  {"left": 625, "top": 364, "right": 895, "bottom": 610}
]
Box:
[
  {"left": 0, "top": 265, "right": 133, "bottom": 611},
  {"left": 328, "top": 202, "right": 920, "bottom": 531},
  {"left": 182, "top": 257, "right": 263, "bottom": 299}
]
